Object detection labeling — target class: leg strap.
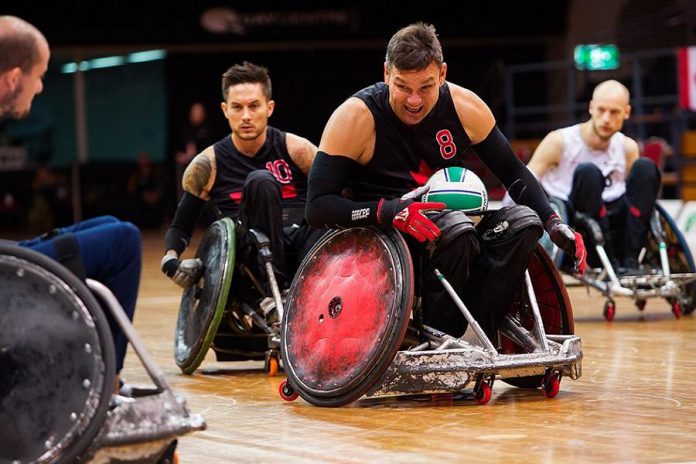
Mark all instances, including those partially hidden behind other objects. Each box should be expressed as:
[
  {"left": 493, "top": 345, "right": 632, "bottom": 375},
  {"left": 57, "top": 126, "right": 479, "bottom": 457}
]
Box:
[{"left": 52, "top": 233, "right": 87, "bottom": 281}]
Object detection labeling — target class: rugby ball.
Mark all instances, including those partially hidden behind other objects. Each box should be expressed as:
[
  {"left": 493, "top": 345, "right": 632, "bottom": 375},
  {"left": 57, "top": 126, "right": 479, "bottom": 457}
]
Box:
[{"left": 423, "top": 167, "right": 488, "bottom": 213}]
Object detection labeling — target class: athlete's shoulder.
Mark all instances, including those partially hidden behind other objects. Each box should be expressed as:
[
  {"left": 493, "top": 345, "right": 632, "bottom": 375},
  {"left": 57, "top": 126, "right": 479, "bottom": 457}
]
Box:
[
  {"left": 447, "top": 82, "right": 495, "bottom": 144},
  {"left": 319, "top": 96, "right": 375, "bottom": 161},
  {"left": 285, "top": 132, "right": 317, "bottom": 175}
]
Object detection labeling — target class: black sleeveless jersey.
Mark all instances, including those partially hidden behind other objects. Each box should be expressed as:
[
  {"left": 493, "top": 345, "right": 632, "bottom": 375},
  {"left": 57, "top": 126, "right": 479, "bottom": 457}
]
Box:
[
  {"left": 351, "top": 82, "right": 473, "bottom": 201},
  {"left": 208, "top": 126, "right": 307, "bottom": 219}
]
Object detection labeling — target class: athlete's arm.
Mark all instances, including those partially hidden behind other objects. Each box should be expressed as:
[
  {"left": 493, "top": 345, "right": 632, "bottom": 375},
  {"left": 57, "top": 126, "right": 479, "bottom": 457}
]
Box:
[
  {"left": 449, "top": 83, "right": 555, "bottom": 223},
  {"left": 164, "top": 148, "right": 216, "bottom": 258},
  {"left": 526, "top": 130, "right": 564, "bottom": 178},
  {"left": 624, "top": 136, "right": 640, "bottom": 174},
  {"left": 306, "top": 98, "right": 443, "bottom": 241},
  {"left": 286, "top": 133, "right": 318, "bottom": 175}
]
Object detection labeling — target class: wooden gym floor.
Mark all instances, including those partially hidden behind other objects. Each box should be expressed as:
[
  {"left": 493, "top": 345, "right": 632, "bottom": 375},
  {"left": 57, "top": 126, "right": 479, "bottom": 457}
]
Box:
[{"left": 120, "top": 231, "right": 696, "bottom": 463}]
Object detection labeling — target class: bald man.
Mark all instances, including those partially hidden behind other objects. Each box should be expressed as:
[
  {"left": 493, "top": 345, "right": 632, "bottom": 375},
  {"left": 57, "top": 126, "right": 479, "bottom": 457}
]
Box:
[
  {"left": 0, "top": 15, "right": 50, "bottom": 119},
  {"left": 0, "top": 16, "right": 142, "bottom": 391},
  {"left": 527, "top": 79, "right": 661, "bottom": 272}
]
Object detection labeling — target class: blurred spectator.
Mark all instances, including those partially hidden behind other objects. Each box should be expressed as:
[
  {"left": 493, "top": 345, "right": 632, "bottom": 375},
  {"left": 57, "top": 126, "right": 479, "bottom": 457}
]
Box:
[
  {"left": 128, "top": 152, "right": 163, "bottom": 228},
  {"left": 175, "top": 102, "right": 214, "bottom": 199},
  {"left": 27, "top": 163, "right": 70, "bottom": 233}
]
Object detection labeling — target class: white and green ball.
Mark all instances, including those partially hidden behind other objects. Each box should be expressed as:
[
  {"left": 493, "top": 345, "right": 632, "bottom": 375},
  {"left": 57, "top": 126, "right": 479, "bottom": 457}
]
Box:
[{"left": 423, "top": 167, "right": 488, "bottom": 213}]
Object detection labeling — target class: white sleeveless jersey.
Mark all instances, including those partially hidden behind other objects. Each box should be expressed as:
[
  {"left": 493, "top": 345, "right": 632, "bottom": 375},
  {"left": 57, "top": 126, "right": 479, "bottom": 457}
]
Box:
[{"left": 540, "top": 124, "right": 627, "bottom": 202}]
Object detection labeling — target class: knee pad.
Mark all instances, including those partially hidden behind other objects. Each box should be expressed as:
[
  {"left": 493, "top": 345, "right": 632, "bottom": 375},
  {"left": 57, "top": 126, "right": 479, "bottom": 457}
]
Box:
[
  {"left": 431, "top": 210, "right": 476, "bottom": 250},
  {"left": 630, "top": 157, "right": 661, "bottom": 185},
  {"left": 478, "top": 206, "right": 543, "bottom": 245},
  {"left": 245, "top": 169, "right": 280, "bottom": 188},
  {"left": 574, "top": 162, "right": 604, "bottom": 181}
]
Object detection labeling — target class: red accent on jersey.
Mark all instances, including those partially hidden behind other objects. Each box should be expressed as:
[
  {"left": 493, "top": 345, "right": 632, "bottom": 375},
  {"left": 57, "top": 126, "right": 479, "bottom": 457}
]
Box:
[
  {"left": 436, "top": 129, "right": 457, "bottom": 159},
  {"left": 409, "top": 159, "right": 435, "bottom": 186},
  {"left": 281, "top": 184, "right": 298, "bottom": 199},
  {"left": 228, "top": 190, "right": 243, "bottom": 203}
]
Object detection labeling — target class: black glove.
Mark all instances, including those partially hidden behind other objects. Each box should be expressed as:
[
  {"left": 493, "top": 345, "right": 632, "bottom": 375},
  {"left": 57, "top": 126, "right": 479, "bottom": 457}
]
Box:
[
  {"left": 546, "top": 215, "right": 587, "bottom": 276},
  {"left": 161, "top": 255, "right": 204, "bottom": 288}
]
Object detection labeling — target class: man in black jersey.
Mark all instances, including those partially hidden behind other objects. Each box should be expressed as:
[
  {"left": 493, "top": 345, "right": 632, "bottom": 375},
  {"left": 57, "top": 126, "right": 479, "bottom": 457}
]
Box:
[
  {"left": 305, "top": 23, "right": 587, "bottom": 338},
  {"left": 161, "top": 62, "right": 322, "bottom": 292}
]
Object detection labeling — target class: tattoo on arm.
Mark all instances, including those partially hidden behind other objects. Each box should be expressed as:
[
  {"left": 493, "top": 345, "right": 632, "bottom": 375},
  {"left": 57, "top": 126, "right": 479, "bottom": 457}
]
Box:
[{"left": 183, "top": 155, "right": 212, "bottom": 196}]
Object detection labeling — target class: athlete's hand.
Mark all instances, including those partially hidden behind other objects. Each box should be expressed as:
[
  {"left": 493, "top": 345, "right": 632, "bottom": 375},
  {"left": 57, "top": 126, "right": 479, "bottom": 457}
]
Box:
[
  {"left": 378, "top": 186, "right": 446, "bottom": 242},
  {"left": 546, "top": 215, "right": 587, "bottom": 276},
  {"left": 161, "top": 255, "right": 204, "bottom": 288}
]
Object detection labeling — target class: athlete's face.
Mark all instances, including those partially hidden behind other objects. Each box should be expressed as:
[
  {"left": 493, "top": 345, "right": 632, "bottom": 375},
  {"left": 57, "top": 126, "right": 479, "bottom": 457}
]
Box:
[
  {"left": 384, "top": 61, "right": 446, "bottom": 125},
  {"left": 221, "top": 82, "right": 274, "bottom": 141},
  {"left": 588, "top": 94, "right": 631, "bottom": 141},
  {"left": 0, "top": 38, "right": 49, "bottom": 120}
]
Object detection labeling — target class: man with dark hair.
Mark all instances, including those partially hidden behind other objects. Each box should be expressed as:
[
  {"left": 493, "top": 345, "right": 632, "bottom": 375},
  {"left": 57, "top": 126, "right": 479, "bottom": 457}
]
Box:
[
  {"left": 161, "top": 61, "right": 322, "bottom": 292},
  {"left": 0, "top": 16, "right": 142, "bottom": 390},
  {"left": 306, "top": 23, "right": 586, "bottom": 337}
]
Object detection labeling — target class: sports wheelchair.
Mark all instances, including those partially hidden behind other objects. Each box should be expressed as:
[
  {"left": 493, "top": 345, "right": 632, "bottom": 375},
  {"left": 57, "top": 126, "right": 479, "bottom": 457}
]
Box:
[
  {"left": 545, "top": 199, "right": 696, "bottom": 321},
  {"left": 277, "top": 226, "right": 583, "bottom": 407},
  {"left": 0, "top": 242, "right": 204, "bottom": 464},
  {"left": 174, "top": 217, "right": 287, "bottom": 375}
]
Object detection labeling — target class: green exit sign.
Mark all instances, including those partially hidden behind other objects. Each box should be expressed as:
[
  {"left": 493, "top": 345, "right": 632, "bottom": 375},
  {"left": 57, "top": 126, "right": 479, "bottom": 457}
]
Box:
[{"left": 574, "top": 44, "right": 620, "bottom": 70}]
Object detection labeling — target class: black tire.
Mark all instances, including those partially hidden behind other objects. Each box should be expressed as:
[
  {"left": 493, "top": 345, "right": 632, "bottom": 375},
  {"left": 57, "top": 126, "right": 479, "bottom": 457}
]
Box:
[
  {"left": 0, "top": 243, "right": 115, "bottom": 464},
  {"left": 281, "top": 228, "right": 413, "bottom": 407}
]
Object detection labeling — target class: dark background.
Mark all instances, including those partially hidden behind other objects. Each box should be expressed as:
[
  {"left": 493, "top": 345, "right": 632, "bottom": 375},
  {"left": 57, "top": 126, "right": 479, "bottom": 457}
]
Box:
[{"left": 1, "top": 0, "right": 695, "bottom": 230}]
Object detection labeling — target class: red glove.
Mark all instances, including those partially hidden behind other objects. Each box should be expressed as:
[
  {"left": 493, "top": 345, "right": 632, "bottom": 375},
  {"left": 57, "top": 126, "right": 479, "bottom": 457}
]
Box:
[
  {"left": 393, "top": 201, "right": 446, "bottom": 242},
  {"left": 378, "top": 190, "right": 445, "bottom": 242},
  {"left": 546, "top": 215, "right": 587, "bottom": 276}
]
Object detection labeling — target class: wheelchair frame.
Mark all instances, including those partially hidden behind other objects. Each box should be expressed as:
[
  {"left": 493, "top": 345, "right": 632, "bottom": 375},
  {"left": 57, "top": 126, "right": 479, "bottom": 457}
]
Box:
[
  {"left": 0, "top": 244, "right": 205, "bottom": 464},
  {"left": 279, "top": 227, "right": 583, "bottom": 406},
  {"left": 557, "top": 202, "right": 696, "bottom": 320}
]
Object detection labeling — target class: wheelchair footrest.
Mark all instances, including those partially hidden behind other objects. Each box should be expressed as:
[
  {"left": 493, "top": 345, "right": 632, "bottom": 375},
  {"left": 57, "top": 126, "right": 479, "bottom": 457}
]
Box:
[
  {"left": 85, "top": 389, "right": 205, "bottom": 462},
  {"left": 367, "top": 335, "right": 582, "bottom": 397}
]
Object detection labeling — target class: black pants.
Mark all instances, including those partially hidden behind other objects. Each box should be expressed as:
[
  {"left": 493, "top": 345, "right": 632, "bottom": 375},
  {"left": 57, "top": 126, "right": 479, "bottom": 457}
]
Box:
[
  {"left": 567, "top": 158, "right": 660, "bottom": 264},
  {"left": 239, "top": 170, "right": 324, "bottom": 289},
  {"left": 417, "top": 206, "right": 543, "bottom": 339}
]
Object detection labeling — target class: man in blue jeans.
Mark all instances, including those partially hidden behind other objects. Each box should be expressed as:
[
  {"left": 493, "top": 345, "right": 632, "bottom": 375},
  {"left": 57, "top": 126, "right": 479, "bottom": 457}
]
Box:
[
  {"left": 1, "top": 16, "right": 142, "bottom": 391},
  {"left": 17, "top": 216, "right": 142, "bottom": 382}
]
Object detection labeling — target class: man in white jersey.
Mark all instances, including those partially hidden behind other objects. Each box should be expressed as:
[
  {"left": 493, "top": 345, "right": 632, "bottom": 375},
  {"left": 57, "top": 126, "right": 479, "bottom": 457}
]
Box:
[{"left": 526, "top": 79, "right": 661, "bottom": 273}]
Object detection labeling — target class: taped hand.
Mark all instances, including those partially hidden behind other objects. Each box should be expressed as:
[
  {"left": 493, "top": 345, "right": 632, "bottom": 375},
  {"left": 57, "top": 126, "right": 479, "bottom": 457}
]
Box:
[
  {"left": 161, "top": 255, "right": 204, "bottom": 288},
  {"left": 546, "top": 216, "right": 587, "bottom": 276}
]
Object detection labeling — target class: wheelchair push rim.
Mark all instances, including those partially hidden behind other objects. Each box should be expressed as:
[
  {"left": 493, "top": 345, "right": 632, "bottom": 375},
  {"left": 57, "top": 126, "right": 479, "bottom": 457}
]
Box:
[
  {"left": 282, "top": 227, "right": 414, "bottom": 407},
  {"left": 647, "top": 203, "right": 696, "bottom": 315},
  {"left": 0, "top": 243, "right": 115, "bottom": 464},
  {"left": 174, "top": 217, "right": 236, "bottom": 374}
]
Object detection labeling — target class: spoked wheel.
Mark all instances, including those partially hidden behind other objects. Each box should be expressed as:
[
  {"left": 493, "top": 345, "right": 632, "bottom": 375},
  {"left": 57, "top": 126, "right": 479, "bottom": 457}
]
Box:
[
  {"left": 542, "top": 370, "right": 561, "bottom": 398},
  {"left": 500, "top": 245, "right": 574, "bottom": 389},
  {"left": 279, "top": 379, "right": 298, "bottom": 401},
  {"left": 603, "top": 299, "right": 616, "bottom": 322}
]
